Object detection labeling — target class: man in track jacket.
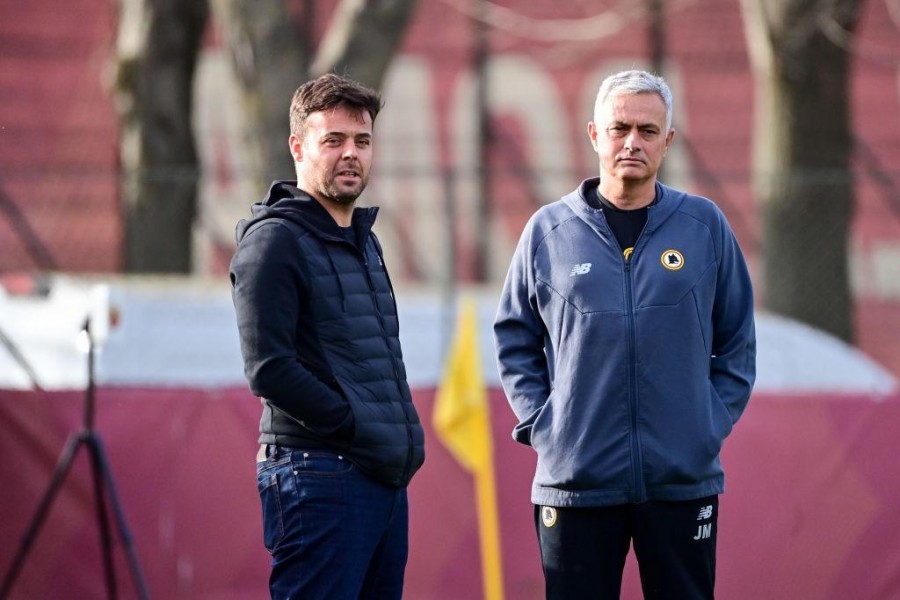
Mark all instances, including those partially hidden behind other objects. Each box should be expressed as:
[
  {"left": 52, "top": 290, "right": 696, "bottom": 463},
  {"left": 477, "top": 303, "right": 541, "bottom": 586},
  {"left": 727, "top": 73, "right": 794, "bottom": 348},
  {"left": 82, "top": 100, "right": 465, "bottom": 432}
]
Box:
[
  {"left": 230, "top": 74, "right": 424, "bottom": 600},
  {"left": 494, "top": 70, "right": 756, "bottom": 599}
]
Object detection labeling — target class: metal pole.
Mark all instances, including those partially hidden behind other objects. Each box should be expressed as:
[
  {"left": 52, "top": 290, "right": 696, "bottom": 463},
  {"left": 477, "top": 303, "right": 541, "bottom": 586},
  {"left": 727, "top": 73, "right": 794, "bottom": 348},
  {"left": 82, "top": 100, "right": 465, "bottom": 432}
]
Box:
[
  {"left": 646, "top": 0, "right": 667, "bottom": 184},
  {"left": 472, "top": 0, "right": 491, "bottom": 282},
  {"left": 647, "top": 0, "right": 666, "bottom": 76}
]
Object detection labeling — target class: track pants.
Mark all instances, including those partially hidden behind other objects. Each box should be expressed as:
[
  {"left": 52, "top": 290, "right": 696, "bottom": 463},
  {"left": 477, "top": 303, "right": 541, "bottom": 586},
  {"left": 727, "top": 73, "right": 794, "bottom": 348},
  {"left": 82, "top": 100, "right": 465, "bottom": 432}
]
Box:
[{"left": 536, "top": 495, "right": 718, "bottom": 600}]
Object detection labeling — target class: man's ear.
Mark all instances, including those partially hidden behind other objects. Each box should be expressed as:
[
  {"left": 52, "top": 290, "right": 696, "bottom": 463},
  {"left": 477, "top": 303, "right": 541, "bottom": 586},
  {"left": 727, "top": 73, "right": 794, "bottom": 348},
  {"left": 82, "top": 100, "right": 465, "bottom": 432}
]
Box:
[
  {"left": 289, "top": 134, "right": 303, "bottom": 162},
  {"left": 587, "top": 121, "right": 599, "bottom": 151}
]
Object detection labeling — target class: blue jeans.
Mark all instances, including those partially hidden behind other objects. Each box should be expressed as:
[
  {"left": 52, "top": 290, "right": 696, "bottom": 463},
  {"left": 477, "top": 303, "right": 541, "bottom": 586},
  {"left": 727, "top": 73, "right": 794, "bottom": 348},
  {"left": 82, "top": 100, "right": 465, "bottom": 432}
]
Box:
[{"left": 256, "top": 446, "right": 409, "bottom": 600}]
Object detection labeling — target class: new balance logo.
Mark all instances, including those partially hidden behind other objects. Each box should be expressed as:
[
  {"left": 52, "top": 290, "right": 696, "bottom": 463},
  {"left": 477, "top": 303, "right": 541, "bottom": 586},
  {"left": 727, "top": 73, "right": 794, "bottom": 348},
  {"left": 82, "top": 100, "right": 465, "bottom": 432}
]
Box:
[
  {"left": 693, "top": 504, "right": 714, "bottom": 540},
  {"left": 570, "top": 263, "right": 592, "bottom": 276}
]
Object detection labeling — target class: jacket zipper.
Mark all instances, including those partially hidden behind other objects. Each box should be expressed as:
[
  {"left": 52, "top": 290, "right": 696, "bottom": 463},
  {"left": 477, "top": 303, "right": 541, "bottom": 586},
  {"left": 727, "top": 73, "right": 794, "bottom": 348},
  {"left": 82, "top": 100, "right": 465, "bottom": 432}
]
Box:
[
  {"left": 359, "top": 239, "right": 415, "bottom": 483},
  {"left": 624, "top": 258, "right": 647, "bottom": 502}
]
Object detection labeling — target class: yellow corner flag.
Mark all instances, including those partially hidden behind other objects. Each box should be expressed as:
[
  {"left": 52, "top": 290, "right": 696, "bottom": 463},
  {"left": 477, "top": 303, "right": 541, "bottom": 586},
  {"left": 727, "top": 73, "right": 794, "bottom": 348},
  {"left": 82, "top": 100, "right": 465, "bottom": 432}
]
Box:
[{"left": 433, "top": 298, "right": 504, "bottom": 600}]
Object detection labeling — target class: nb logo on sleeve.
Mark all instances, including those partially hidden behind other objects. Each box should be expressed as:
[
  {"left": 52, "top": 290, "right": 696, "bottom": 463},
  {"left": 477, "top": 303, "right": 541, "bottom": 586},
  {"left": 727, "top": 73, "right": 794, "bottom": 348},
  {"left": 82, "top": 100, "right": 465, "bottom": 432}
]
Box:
[{"left": 569, "top": 263, "right": 592, "bottom": 276}]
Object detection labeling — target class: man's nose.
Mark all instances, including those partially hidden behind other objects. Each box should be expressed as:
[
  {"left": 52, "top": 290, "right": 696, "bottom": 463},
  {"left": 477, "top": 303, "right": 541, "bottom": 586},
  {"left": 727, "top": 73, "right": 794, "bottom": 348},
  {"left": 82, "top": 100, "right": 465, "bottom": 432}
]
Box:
[
  {"left": 341, "top": 139, "right": 358, "bottom": 158},
  {"left": 624, "top": 130, "right": 640, "bottom": 151}
]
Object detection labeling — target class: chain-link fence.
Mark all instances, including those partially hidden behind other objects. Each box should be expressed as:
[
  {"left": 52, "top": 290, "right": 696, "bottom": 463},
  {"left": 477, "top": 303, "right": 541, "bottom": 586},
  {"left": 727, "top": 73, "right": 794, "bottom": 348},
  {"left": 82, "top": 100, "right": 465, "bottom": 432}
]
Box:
[{"left": 2, "top": 0, "right": 900, "bottom": 372}]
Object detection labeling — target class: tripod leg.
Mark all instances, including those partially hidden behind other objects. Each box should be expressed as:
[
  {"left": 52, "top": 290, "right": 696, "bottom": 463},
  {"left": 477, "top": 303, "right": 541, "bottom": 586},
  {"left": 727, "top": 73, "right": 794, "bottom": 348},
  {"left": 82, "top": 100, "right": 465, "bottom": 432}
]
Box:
[
  {"left": 87, "top": 436, "right": 119, "bottom": 600},
  {"left": 0, "top": 434, "right": 84, "bottom": 599},
  {"left": 89, "top": 436, "right": 152, "bottom": 600}
]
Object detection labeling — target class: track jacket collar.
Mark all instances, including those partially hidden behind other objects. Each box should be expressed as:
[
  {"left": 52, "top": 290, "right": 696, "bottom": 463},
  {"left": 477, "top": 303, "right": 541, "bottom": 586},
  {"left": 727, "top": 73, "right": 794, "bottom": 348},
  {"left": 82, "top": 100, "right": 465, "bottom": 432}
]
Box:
[{"left": 563, "top": 177, "right": 685, "bottom": 237}]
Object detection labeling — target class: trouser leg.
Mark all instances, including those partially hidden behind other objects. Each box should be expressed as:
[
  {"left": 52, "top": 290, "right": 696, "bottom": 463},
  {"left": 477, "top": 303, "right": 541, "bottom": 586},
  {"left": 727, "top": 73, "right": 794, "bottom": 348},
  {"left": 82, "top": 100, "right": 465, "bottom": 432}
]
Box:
[
  {"left": 358, "top": 487, "right": 408, "bottom": 600},
  {"left": 535, "top": 504, "right": 632, "bottom": 600},
  {"left": 257, "top": 447, "right": 408, "bottom": 600},
  {"left": 632, "top": 495, "right": 718, "bottom": 600}
]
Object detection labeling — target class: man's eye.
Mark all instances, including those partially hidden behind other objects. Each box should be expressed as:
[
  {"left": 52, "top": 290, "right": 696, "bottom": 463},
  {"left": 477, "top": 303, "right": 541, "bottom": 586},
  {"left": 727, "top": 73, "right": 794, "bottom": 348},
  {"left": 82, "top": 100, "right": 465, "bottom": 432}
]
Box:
[{"left": 357, "top": 139, "right": 371, "bottom": 147}]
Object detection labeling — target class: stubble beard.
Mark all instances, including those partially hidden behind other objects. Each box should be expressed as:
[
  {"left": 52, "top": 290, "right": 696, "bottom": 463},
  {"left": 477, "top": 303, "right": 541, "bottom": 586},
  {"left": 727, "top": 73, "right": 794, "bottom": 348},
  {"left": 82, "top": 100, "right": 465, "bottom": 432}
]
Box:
[
  {"left": 318, "top": 169, "right": 368, "bottom": 204},
  {"left": 325, "top": 180, "right": 366, "bottom": 204}
]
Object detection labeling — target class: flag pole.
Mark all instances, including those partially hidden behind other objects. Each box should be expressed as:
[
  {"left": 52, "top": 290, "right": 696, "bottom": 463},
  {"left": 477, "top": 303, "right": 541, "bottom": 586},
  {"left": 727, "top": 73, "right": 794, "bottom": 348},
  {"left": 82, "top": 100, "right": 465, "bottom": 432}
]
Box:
[
  {"left": 433, "top": 297, "right": 505, "bottom": 599},
  {"left": 475, "top": 421, "right": 504, "bottom": 600}
]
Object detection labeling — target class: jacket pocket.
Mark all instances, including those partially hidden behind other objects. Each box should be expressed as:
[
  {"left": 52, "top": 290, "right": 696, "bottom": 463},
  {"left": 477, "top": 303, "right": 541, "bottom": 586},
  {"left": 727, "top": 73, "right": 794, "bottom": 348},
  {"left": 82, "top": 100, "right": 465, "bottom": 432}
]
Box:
[{"left": 527, "top": 390, "right": 554, "bottom": 450}]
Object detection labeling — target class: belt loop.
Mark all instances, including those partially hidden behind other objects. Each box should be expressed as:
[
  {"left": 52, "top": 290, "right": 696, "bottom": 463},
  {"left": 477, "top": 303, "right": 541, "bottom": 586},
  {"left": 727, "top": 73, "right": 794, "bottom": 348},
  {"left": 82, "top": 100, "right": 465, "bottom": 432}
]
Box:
[{"left": 269, "top": 444, "right": 278, "bottom": 459}]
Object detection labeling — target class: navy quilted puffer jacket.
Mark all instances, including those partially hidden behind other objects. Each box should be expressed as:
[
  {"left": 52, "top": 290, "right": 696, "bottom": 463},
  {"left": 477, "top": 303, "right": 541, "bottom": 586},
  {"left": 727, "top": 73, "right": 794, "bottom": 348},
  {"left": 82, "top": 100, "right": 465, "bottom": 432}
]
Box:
[{"left": 230, "top": 181, "right": 424, "bottom": 488}]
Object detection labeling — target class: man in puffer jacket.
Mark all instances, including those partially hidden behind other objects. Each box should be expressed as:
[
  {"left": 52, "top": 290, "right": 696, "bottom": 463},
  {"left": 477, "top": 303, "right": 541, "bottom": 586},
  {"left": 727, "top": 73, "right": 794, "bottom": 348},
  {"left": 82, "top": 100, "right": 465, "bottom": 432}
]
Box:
[
  {"left": 230, "top": 73, "right": 424, "bottom": 600},
  {"left": 494, "top": 70, "right": 756, "bottom": 599}
]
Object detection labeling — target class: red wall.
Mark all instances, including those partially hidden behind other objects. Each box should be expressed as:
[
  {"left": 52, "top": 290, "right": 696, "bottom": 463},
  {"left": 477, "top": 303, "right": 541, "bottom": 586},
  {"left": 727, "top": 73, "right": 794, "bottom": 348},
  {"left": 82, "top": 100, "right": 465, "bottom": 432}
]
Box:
[{"left": 2, "top": 387, "right": 899, "bottom": 599}]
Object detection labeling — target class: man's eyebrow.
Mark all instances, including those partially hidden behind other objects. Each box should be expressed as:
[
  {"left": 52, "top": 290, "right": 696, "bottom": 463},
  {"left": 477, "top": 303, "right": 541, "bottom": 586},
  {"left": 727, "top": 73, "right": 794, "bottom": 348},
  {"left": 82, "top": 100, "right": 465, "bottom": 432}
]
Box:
[
  {"left": 322, "top": 130, "right": 372, "bottom": 139},
  {"left": 609, "top": 120, "right": 660, "bottom": 130},
  {"left": 323, "top": 130, "right": 372, "bottom": 137}
]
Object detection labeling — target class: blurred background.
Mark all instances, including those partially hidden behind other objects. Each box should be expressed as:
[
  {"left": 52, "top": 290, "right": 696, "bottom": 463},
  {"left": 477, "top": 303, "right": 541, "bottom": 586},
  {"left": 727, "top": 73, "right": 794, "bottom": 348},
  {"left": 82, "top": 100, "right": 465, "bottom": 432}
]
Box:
[{"left": 1, "top": 0, "right": 899, "bottom": 598}]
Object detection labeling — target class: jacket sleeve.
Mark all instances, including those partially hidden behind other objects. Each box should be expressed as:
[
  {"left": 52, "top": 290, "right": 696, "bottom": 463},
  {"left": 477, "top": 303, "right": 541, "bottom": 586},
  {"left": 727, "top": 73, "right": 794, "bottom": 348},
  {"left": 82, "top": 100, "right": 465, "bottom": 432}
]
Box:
[
  {"left": 230, "top": 222, "right": 353, "bottom": 438},
  {"left": 710, "top": 215, "right": 756, "bottom": 426},
  {"left": 493, "top": 218, "right": 551, "bottom": 446}
]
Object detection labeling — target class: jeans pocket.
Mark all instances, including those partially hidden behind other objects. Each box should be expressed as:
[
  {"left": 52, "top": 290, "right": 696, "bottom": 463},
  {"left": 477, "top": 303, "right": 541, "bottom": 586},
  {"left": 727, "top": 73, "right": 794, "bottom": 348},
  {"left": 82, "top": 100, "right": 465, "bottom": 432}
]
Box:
[
  {"left": 257, "top": 468, "right": 285, "bottom": 554},
  {"left": 293, "top": 451, "right": 354, "bottom": 476}
]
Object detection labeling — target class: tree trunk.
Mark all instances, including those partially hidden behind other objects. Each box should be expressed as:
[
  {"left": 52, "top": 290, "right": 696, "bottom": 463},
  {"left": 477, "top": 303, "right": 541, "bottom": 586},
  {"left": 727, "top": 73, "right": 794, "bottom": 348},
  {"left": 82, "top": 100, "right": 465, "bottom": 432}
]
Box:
[
  {"left": 311, "top": 0, "right": 419, "bottom": 90},
  {"left": 741, "top": 0, "right": 862, "bottom": 342},
  {"left": 115, "top": 0, "right": 209, "bottom": 273},
  {"left": 212, "top": 0, "right": 420, "bottom": 190},
  {"left": 115, "top": 0, "right": 418, "bottom": 271},
  {"left": 210, "top": 0, "right": 309, "bottom": 186}
]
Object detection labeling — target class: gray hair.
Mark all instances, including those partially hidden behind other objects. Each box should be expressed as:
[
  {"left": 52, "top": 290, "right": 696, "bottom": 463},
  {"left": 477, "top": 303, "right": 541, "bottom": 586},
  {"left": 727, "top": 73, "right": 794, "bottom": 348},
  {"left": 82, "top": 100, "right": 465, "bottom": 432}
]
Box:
[{"left": 593, "top": 70, "right": 673, "bottom": 131}]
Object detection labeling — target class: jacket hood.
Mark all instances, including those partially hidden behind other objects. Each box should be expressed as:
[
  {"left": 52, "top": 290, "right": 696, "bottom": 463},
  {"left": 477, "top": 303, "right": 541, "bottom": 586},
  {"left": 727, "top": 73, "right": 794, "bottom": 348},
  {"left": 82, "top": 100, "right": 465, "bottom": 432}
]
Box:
[{"left": 235, "top": 180, "right": 378, "bottom": 245}]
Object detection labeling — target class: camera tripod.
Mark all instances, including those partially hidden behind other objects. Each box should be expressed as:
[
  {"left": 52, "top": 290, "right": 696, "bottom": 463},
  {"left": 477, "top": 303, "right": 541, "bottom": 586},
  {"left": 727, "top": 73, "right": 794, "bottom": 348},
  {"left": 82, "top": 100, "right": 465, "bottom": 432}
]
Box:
[{"left": 0, "top": 320, "right": 150, "bottom": 600}]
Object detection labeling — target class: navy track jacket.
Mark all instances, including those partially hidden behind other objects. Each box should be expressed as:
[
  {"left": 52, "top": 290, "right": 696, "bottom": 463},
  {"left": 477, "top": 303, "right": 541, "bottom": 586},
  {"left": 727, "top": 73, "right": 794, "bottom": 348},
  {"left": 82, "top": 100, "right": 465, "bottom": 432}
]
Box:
[
  {"left": 494, "top": 178, "right": 756, "bottom": 507},
  {"left": 230, "top": 182, "right": 424, "bottom": 488}
]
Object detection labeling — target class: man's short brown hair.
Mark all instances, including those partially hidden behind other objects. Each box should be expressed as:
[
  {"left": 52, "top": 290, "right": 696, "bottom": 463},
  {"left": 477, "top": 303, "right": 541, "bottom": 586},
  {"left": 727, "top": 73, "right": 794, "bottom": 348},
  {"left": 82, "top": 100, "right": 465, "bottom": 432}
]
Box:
[{"left": 289, "top": 73, "right": 383, "bottom": 137}]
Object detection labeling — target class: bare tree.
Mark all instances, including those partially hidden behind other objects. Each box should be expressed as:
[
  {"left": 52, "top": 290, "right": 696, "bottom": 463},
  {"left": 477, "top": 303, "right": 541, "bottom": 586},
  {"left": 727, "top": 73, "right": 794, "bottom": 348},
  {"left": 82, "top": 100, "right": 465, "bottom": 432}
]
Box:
[
  {"left": 115, "top": 0, "right": 209, "bottom": 273},
  {"left": 115, "top": 0, "right": 419, "bottom": 272},
  {"left": 741, "top": 0, "right": 863, "bottom": 342}
]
